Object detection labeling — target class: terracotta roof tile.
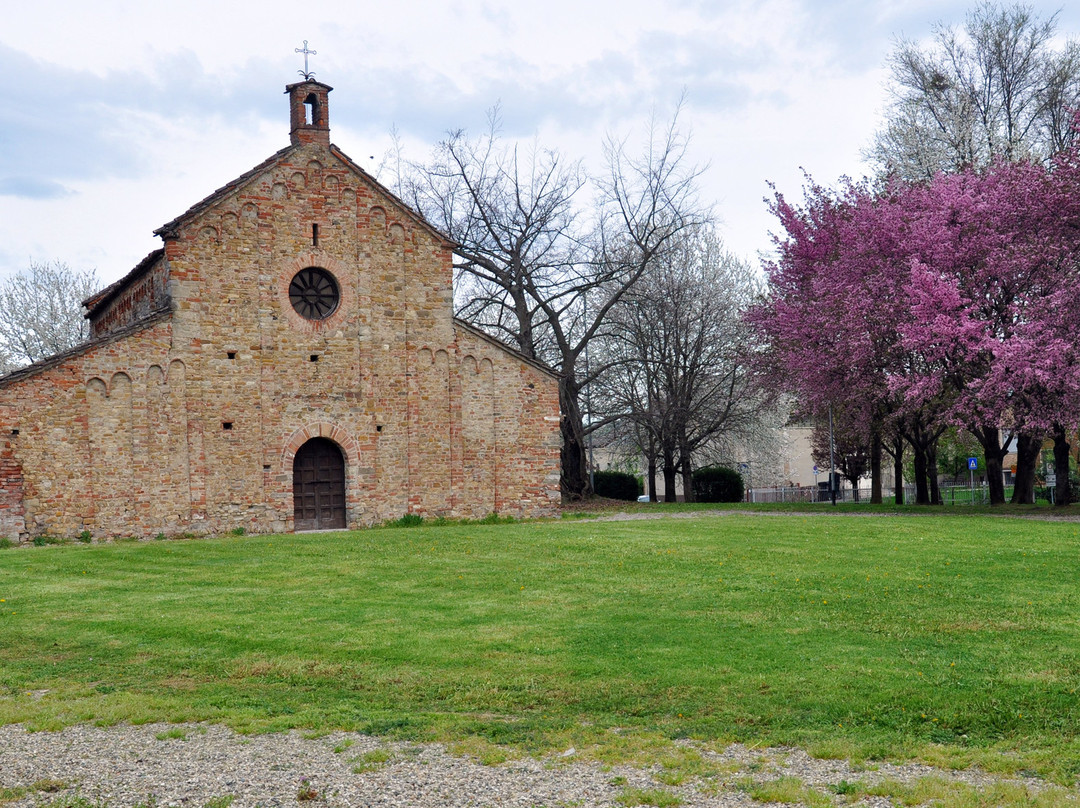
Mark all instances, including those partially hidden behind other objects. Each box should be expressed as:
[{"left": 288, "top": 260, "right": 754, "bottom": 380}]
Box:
[
  {"left": 83, "top": 249, "right": 164, "bottom": 319},
  {"left": 154, "top": 145, "right": 296, "bottom": 238},
  {"left": 0, "top": 308, "right": 172, "bottom": 389},
  {"left": 329, "top": 144, "right": 457, "bottom": 249},
  {"left": 452, "top": 317, "right": 559, "bottom": 379}
]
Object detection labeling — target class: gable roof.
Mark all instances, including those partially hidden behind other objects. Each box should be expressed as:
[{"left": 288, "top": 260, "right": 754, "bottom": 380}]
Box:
[
  {"left": 82, "top": 248, "right": 164, "bottom": 320},
  {"left": 0, "top": 307, "right": 172, "bottom": 390},
  {"left": 452, "top": 317, "right": 560, "bottom": 380},
  {"left": 151, "top": 141, "right": 456, "bottom": 250},
  {"left": 153, "top": 145, "right": 296, "bottom": 239},
  {"left": 328, "top": 144, "right": 456, "bottom": 249}
]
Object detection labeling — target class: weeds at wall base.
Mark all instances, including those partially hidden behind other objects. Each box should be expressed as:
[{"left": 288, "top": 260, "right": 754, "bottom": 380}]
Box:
[
  {"left": 32, "top": 535, "right": 66, "bottom": 546},
  {"left": 382, "top": 512, "right": 516, "bottom": 529}
]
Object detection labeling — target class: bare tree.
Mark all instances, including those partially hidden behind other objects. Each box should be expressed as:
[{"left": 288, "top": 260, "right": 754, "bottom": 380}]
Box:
[
  {"left": 599, "top": 226, "right": 771, "bottom": 501},
  {"left": 0, "top": 260, "right": 99, "bottom": 373},
  {"left": 402, "top": 108, "right": 585, "bottom": 361},
  {"left": 406, "top": 104, "right": 709, "bottom": 499},
  {"left": 870, "top": 2, "right": 1080, "bottom": 180},
  {"left": 556, "top": 108, "right": 710, "bottom": 499}
]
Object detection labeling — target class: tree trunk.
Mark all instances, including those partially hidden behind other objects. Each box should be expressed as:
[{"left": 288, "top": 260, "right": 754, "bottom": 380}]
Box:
[
  {"left": 1011, "top": 433, "right": 1041, "bottom": 505},
  {"left": 559, "top": 375, "right": 590, "bottom": 500},
  {"left": 647, "top": 456, "right": 659, "bottom": 502},
  {"left": 511, "top": 286, "right": 536, "bottom": 360},
  {"left": 973, "top": 424, "right": 1007, "bottom": 505},
  {"left": 892, "top": 432, "right": 905, "bottom": 505},
  {"left": 870, "top": 426, "right": 883, "bottom": 504},
  {"left": 680, "top": 461, "right": 694, "bottom": 503},
  {"left": 677, "top": 431, "right": 694, "bottom": 503},
  {"left": 927, "top": 438, "right": 941, "bottom": 505},
  {"left": 663, "top": 447, "right": 678, "bottom": 502},
  {"left": 985, "top": 452, "right": 1005, "bottom": 505},
  {"left": 1053, "top": 424, "right": 1071, "bottom": 507},
  {"left": 847, "top": 474, "right": 861, "bottom": 502},
  {"left": 911, "top": 438, "right": 930, "bottom": 505}
]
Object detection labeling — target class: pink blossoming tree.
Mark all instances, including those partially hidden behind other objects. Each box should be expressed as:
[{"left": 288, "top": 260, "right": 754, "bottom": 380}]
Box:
[{"left": 752, "top": 148, "right": 1080, "bottom": 506}]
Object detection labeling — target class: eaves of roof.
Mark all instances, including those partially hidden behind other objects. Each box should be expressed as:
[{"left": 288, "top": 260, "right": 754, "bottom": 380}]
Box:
[
  {"left": 152, "top": 141, "right": 459, "bottom": 254},
  {"left": 0, "top": 308, "right": 172, "bottom": 390},
  {"left": 82, "top": 249, "right": 165, "bottom": 320},
  {"left": 452, "top": 317, "right": 560, "bottom": 380},
  {"left": 328, "top": 144, "right": 458, "bottom": 250},
  {"left": 153, "top": 144, "right": 297, "bottom": 239}
]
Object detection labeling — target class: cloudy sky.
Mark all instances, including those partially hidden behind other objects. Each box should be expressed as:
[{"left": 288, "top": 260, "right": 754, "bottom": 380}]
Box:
[{"left": 3, "top": 0, "right": 1079, "bottom": 286}]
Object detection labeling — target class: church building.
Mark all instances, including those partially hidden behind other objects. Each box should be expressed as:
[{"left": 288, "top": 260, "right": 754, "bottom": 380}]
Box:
[{"left": 0, "top": 79, "right": 562, "bottom": 542}]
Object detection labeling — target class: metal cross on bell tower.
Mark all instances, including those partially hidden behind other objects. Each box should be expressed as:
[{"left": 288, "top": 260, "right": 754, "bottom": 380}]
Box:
[{"left": 295, "top": 40, "right": 317, "bottom": 80}]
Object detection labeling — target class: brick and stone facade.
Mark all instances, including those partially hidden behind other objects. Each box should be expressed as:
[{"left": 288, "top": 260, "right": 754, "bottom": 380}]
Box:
[{"left": 0, "top": 80, "right": 562, "bottom": 542}]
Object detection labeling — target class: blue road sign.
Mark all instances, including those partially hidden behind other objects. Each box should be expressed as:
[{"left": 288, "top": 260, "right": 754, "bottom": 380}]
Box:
[{"left": 968, "top": 457, "right": 978, "bottom": 470}]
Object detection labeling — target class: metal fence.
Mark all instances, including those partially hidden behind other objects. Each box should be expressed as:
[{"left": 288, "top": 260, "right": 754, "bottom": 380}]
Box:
[
  {"left": 746, "top": 483, "right": 1022, "bottom": 505},
  {"left": 746, "top": 486, "right": 834, "bottom": 504}
]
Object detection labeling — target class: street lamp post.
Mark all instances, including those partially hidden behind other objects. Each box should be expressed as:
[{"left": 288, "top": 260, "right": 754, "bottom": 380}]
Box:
[{"left": 829, "top": 404, "right": 837, "bottom": 506}]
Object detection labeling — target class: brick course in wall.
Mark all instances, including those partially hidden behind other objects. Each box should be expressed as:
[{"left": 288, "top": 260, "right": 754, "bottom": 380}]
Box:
[{"left": 0, "top": 81, "right": 561, "bottom": 542}]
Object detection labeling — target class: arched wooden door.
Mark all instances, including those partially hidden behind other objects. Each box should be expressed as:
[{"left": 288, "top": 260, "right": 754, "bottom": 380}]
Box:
[{"left": 292, "top": 438, "right": 346, "bottom": 530}]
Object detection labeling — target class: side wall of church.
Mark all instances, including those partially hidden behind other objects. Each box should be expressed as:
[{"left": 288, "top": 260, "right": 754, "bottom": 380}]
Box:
[
  {"left": 0, "top": 320, "right": 197, "bottom": 540},
  {"left": 453, "top": 327, "right": 562, "bottom": 519},
  {"left": 0, "top": 404, "right": 26, "bottom": 540}
]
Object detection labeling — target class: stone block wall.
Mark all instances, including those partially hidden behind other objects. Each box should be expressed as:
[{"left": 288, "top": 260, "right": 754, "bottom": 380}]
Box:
[
  {"left": 0, "top": 404, "right": 26, "bottom": 541},
  {"left": 0, "top": 137, "right": 561, "bottom": 542}
]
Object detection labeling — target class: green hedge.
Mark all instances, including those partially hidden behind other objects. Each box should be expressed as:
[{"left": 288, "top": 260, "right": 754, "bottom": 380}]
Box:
[
  {"left": 594, "top": 470, "right": 642, "bottom": 501},
  {"left": 691, "top": 466, "right": 744, "bottom": 503}
]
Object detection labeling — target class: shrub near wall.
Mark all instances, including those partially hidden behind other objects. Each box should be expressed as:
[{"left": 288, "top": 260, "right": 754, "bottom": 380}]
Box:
[
  {"left": 692, "top": 466, "right": 744, "bottom": 503},
  {"left": 593, "top": 470, "right": 642, "bottom": 501}
]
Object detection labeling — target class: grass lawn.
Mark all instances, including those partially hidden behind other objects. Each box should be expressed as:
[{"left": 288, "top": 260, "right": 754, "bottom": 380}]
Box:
[{"left": 1, "top": 510, "right": 1079, "bottom": 782}]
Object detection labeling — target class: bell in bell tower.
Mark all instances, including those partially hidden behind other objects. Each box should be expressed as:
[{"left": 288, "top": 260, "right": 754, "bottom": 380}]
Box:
[{"left": 286, "top": 42, "right": 332, "bottom": 147}]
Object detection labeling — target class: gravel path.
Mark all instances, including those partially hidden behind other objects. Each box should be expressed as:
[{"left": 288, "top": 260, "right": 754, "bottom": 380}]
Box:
[{"left": 0, "top": 723, "right": 1056, "bottom": 807}]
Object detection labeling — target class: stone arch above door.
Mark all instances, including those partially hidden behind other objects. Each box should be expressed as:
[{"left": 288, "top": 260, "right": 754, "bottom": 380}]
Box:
[{"left": 281, "top": 422, "right": 359, "bottom": 469}]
